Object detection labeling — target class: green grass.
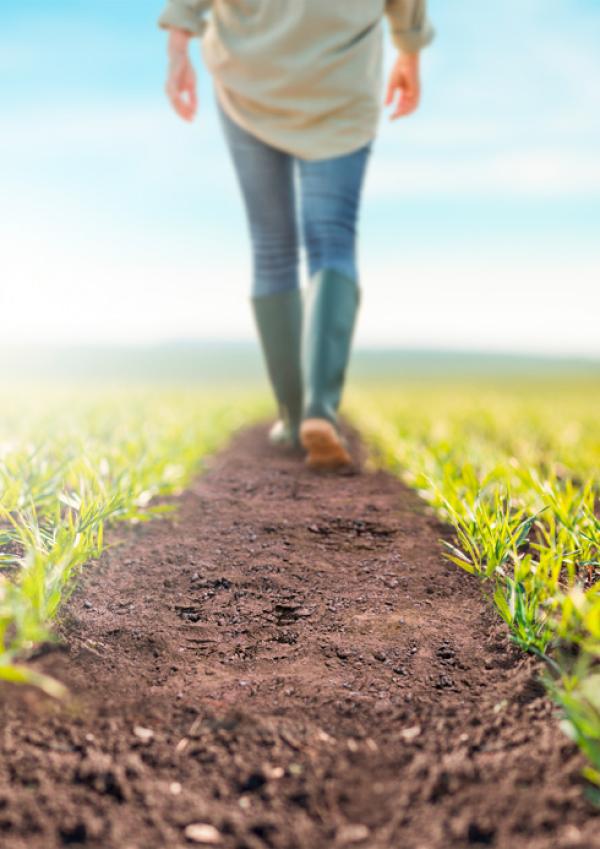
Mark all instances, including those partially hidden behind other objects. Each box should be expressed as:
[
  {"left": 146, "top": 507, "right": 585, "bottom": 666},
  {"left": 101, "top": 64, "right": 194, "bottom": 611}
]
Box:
[
  {"left": 347, "top": 376, "right": 600, "bottom": 793},
  {"left": 0, "top": 384, "right": 268, "bottom": 695}
]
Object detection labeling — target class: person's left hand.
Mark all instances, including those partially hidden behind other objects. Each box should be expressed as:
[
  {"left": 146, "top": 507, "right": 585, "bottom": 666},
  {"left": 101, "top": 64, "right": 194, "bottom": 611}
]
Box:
[{"left": 385, "top": 52, "right": 421, "bottom": 119}]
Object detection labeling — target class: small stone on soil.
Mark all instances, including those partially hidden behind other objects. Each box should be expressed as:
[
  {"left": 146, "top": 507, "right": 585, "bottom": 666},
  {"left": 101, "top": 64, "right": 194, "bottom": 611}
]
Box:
[
  {"left": 263, "top": 763, "right": 285, "bottom": 780},
  {"left": 133, "top": 726, "right": 154, "bottom": 743},
  {"left": 336, "top": 823, "right": 370, "bottom": 844},
  {"left": 400, "top": 725, "right": 421, "bottom": 741},
  {"left": 184, "top": 823, "right": 222, "bottom": 844}
]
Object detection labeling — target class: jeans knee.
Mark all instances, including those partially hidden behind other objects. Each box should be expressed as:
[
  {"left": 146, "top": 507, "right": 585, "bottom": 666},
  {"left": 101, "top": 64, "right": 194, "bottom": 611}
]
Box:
[
  {"left": 304, "top": 220, "right": 357, "bottom": 280},
  {"left": 251, "top": 233, "right": 299, "bottom": 297}
]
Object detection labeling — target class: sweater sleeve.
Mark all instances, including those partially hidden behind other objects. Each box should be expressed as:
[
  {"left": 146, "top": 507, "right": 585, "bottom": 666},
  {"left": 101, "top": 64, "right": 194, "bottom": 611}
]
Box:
[
  {"left": 157, "top": 0, "right": 212, "bottom": 37},
  {"left": 385, "top": 0, "right": 435, "bottom": 53}
]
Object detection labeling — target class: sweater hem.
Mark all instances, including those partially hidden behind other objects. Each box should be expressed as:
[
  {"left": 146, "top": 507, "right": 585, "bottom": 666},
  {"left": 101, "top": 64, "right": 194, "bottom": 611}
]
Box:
[{"left": 213, "top": 82, "right": 379, "bottom": 161}]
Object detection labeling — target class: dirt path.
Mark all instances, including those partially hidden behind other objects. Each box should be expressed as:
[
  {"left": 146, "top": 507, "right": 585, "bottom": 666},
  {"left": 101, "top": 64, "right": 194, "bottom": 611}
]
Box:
[{"left": 0, "top": 424, "right": 598, "bottom": 849}]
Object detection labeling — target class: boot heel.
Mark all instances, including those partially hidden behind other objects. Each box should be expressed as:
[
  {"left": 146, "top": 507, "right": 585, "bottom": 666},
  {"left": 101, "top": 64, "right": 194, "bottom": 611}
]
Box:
[{"left": 300, "top": 418, "right": 351, "bottom": 470}]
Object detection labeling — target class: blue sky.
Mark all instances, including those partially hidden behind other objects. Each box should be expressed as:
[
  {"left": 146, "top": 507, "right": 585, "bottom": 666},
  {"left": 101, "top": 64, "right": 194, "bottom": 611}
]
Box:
[{"left": 2, "top": 1, "right": 599, "bottom": 354}]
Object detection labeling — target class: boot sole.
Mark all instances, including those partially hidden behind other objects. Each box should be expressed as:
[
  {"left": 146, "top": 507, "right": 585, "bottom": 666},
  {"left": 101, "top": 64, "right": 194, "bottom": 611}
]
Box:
[{"left": 300, "top": 419, "right": 352, "bottom": 470}]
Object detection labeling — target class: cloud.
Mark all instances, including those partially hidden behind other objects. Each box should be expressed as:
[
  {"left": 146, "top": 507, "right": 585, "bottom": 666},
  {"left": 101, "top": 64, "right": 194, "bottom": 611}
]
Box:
[
  {"left": 357, "top": 259, "right": 600, "bottom": 355},
  {"left": 366, "top": 148, "right": 600, "bottom": 200}
]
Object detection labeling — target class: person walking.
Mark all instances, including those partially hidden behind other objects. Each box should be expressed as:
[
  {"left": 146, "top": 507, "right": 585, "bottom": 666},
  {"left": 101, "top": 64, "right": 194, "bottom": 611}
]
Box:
[{"left": 158, "top": 1, "right": 434, "bottom": 469}]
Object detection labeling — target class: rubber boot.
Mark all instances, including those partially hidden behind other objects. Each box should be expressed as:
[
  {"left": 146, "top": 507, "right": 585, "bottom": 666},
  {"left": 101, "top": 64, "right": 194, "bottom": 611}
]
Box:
[
  {"left": 300, "top": 267, "right": 360, "bottom": 470},
  {"left": 251, "top": 288, "right": 303, "bottom": 448}
]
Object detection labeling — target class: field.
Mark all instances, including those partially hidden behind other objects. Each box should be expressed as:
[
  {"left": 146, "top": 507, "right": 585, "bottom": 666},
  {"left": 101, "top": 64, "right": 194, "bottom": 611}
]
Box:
[
  {"left": 0, "top": 364, "right": 599, "bottom": 848},
  {"left": 0, "top": 386, "right": 268, "bottom": 692},
  {"left": 348, "top": 377, "right": 600, "bottom": 792}
]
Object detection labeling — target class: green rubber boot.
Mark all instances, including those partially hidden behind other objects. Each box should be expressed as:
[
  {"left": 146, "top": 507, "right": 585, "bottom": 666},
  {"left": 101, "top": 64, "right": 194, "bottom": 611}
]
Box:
[
  {"left": 251, "top": 288, "right": 303, "bottom": 448},
  {"left": 300, "top": 268, "right": 360, "bottom": 469}
]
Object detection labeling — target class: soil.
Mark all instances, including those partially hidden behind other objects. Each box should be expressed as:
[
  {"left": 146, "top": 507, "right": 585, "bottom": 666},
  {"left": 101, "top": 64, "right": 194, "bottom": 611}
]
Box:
[{"left": 0, "top": 423, "right": 598, "bottom": 849}]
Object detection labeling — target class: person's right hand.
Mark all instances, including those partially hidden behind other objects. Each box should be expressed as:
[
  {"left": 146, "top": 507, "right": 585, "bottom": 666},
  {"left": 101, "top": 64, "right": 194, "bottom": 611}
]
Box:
[
  {"left": 166, "top": 28, "right": 198, "bottom": 122},
  {"left": 385, "top": 52, "right": 421, "bottom": 120}
]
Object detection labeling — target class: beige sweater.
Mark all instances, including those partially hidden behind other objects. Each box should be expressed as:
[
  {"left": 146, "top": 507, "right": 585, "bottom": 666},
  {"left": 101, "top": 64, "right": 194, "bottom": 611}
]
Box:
[{"left": 158, "top": 1, "right": 434, "bottom": 159}]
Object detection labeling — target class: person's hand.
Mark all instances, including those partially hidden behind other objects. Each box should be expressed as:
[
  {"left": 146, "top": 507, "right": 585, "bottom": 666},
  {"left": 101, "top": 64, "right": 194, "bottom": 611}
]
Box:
[
  {"left": 166, "top": 28, "right": 198, "bottom": 121},
  {"left": 385, "top": 52, "right": 421, "bottom": 119}
]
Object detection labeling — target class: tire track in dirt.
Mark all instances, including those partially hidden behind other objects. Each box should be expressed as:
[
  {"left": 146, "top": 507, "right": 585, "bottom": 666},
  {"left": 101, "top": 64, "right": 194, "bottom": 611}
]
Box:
[{"left": 0, "top": 424, "right": 598, "bottom": 849}]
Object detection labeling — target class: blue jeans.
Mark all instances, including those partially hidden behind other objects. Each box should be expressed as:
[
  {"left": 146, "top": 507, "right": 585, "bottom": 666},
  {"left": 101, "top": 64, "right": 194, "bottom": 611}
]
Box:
[{"left": 216, "top": 97, "right": 373, "bottom": 298}]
